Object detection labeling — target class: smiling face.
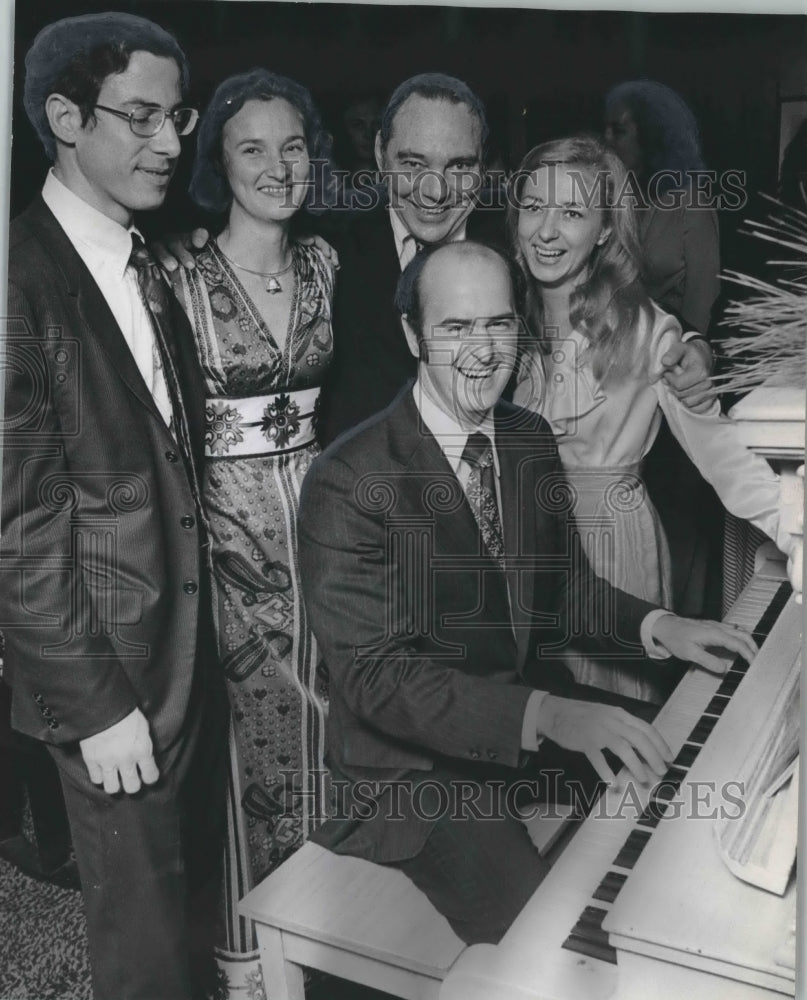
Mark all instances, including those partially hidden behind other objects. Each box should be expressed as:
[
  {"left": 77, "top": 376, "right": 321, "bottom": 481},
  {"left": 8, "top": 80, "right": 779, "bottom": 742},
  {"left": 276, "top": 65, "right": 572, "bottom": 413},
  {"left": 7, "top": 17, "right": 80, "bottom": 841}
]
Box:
[
  {"left": 403, "top": 245, "right": 519, "bottom": 426},
  {"left": 58, "top": 51, "right": 183, "bottom": 226},
  {"left": 377, "top": 94, "right": 484, "bottom": 245},
  {"left": 516, "top": 164, "right": 610, "bottom": 293},
  {"left": 221, "top": 97, "right": 310, "bottom": 224}
]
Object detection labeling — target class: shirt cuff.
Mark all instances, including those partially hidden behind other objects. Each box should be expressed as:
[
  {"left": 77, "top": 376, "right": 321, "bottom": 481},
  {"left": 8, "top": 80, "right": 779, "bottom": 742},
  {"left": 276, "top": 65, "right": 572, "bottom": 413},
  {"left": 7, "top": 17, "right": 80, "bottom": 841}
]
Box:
[
  {"left": 641, "top": 609, "right": 676, "bottom": 659},
  {"left": 521, "top": 689, "right": 549, "bottom": 751}
]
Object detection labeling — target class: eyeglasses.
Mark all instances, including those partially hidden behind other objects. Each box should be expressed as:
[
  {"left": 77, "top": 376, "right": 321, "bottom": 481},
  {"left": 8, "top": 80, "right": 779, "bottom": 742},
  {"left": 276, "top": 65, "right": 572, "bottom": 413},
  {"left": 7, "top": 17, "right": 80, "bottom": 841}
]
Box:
[{"left": 93, "top": 104, "right": 199, "bottom": 138}]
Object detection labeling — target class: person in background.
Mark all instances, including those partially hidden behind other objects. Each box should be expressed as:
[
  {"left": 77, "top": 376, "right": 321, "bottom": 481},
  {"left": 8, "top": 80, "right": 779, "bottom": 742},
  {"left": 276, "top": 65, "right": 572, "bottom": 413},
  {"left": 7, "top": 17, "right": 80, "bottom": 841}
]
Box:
[
  {"left": 510, "top": 135, "right": 798, "bottom": 703},
  {"left": 336, "top": 92, "right": 383, "bottom": 186},
  {"left": 604, "top": 79, "right": 722, "bottom": 617},
  {"left": 167, "top": 67, "right": 335, "bottom": 998},
  {"left": 2, "top": 13, "right": 227, "bottom": 999}
]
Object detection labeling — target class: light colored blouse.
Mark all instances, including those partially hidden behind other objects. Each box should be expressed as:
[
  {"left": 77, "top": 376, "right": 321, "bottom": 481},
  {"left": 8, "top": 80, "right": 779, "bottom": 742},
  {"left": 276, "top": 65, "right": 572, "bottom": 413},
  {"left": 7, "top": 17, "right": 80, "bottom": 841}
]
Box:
[{"left": 513, "top": 303, "right": 793, "bottom": 559}]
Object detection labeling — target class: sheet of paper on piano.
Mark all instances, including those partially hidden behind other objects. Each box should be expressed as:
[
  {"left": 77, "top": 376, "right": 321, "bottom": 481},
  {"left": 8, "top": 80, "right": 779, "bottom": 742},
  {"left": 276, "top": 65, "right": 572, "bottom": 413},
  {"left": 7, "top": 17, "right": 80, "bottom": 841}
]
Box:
[{"left": 713, "top": 655, "right": 799, "bottom": 898}]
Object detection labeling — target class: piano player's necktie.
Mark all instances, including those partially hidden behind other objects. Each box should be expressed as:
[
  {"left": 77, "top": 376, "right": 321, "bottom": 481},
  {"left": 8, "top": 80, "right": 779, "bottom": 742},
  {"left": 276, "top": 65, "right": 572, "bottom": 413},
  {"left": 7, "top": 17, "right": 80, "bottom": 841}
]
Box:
[{"left": 461, "top": 431, "right": 505, "bottom": 569}]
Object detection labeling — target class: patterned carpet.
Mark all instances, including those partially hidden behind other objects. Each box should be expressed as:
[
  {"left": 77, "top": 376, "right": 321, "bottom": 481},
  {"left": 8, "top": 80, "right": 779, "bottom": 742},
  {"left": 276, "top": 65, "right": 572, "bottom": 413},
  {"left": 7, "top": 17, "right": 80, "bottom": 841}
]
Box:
[
  {"left": 0, "top": 855, "right": 393, "bottom": 1000},
  {"left": 0, "top": 858, "right": 91, "bottom": 1000}
]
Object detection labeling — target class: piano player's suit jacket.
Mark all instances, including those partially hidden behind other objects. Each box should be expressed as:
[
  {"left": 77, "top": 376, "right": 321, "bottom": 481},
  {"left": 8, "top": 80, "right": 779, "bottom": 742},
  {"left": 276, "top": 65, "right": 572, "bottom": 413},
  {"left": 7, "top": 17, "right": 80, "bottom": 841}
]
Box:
[
  {"left": 1, "top": 197, "right": 213, "bottom": 751},
  {"left": 299, "top": 387, "right": 657, "bottom": 865}
]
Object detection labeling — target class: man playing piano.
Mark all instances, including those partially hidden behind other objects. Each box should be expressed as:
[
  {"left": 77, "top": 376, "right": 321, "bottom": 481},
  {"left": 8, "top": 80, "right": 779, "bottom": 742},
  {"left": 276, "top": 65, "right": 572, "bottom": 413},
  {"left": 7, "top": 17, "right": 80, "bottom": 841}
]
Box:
[{"left": 298, "top": 240, "right": 760, "bottom": 946}]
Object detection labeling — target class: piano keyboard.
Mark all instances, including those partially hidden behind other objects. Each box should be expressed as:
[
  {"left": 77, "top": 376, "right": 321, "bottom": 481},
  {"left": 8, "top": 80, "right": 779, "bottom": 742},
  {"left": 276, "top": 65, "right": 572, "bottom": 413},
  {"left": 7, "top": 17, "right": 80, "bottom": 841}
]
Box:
[
  {"left": 438, "top": 572, "right": 794, "bottom": 1000},
  {"left": 561, "top": 578, "right": 792, "bottom": 965}
]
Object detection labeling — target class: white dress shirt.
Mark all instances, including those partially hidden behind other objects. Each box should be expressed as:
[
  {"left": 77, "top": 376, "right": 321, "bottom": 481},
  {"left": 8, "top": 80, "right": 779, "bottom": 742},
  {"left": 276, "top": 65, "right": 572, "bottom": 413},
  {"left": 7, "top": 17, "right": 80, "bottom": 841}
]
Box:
[
  {"left": 412, "top": 380, "right": 673, "bottom": 752},
  {"left": 42, "top": 169, "right": 172, "bottom": 426},
  {"left": 389, "top": 208, "right": 469, "bottom": 270}
]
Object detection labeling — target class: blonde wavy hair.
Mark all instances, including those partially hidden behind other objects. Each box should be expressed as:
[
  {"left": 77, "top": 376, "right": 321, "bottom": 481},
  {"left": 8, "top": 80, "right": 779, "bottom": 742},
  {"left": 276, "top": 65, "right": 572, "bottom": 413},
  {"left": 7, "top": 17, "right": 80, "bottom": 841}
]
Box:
[{"left": 506, "top": 134, "right": 653, "bottom": 386}]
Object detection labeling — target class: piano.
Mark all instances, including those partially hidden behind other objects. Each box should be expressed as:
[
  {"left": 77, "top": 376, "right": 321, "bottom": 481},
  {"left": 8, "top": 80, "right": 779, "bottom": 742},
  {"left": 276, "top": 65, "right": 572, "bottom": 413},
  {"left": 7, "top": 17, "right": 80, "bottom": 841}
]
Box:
[
  {"left": 439, "top": 572, "right": 800, "bottom": 1000},
  {"left": 441, "top": 379, "right": 805, "bottom": 1000}
]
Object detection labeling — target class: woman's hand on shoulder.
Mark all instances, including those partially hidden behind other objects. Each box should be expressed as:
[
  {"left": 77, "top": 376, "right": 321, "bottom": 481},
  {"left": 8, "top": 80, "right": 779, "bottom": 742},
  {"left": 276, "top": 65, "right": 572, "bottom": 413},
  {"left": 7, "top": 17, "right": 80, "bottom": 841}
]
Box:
[
  {"left": 151, "top": 229, "right": 210, "bottom": 272},
  {"left": 298, "top": 234, "right": 340, "bottom": 271}
]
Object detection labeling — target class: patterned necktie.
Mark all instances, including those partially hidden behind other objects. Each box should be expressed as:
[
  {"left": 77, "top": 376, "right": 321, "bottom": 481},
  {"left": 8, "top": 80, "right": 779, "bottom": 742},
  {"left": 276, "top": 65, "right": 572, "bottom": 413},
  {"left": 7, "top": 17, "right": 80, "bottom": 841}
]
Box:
[
  {"left": 128, "top": 236, "right": 207, "bottom": 536},
  {"left": 461, "top": 431, "right": 505, "bottom": 569}
]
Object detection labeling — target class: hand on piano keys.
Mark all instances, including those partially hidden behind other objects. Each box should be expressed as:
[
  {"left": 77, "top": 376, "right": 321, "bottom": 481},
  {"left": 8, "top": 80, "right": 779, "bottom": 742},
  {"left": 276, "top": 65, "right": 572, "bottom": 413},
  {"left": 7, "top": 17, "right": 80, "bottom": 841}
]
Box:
[
  {"left": 536, "top": 696, "right": 672, "bottom": 788},
  {"left": 651, "top": 614, "right": 758, "bottom": 674}
]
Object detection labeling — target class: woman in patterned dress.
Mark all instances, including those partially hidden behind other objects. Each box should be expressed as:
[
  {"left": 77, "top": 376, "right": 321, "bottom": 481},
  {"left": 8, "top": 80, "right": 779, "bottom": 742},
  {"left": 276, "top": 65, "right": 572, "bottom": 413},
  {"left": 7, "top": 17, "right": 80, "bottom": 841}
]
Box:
[
  {"left": 168, "top": 69, "right": 334, "bottom": 999},
  {"left": 508, "top": 135, "right": 795, "bottom": 705}
]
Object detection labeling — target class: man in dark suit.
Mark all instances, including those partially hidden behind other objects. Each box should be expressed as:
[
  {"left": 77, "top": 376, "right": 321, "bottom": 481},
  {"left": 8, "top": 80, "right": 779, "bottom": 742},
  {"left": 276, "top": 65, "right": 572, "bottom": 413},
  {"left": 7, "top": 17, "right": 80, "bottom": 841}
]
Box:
[
  {"left": 1, "top": 14, "right": 227, "bottom": 999},
  {"left": 298, "top": 241, "right": 756, "bottom": 945}
]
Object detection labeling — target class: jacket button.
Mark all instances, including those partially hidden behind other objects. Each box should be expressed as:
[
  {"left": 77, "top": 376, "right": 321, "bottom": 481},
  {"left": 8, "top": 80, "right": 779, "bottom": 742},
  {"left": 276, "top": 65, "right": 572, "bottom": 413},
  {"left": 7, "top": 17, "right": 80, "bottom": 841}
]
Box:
[
  {"left": 183, "top": 580, "right": 198, "bottom": 595},
  {"left": 470, "top": 749, "right": 480, "bottom": 760},
  {"left": 33, "top": 693, "right": 44, "bottom": 705},
  {"left": 165, "top": 450, "right": 179, "bottom": 463},
  {"left": 487, "top": 750, "right": 498, "bottom": 760},
  {"left": 180, "top": 515, "right": 195, "bottom": 529},
  {"left": 48, "top": 719, "right": 59, "bottom": 730}
]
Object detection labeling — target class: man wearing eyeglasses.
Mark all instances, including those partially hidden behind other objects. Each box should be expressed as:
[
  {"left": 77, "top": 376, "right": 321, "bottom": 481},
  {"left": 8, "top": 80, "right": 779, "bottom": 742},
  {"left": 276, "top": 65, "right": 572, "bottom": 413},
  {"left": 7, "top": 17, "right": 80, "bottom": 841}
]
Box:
[{"left": 2, "top": 13, "right": 226, "bottom": 1000}]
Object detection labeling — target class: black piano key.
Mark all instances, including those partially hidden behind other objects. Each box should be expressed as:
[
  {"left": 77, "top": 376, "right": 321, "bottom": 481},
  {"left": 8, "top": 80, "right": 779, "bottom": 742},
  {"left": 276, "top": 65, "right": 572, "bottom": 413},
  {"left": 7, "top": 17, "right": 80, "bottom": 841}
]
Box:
[
  {"left": 671, "top": 743, "right": 700, "bottom": 770},
  {"left": 651, "top": 778, "right": 681, "bottom": 803},
  {"left": 687, "top": 714, "right": 719, "bottom": 746},
  {"left": 754, "top": 582, "right": 792, "bottom": 636},
  {"left": 562, "top": 933, "right": 618, "bottom": 965},
  {"left": 562, "top": 906, "right": 618, "bottom": 965},
  {"left": 715, "top": 672, "right": 743, "bottom": 697},
  {"left": 637, "top": 799, "right": 671, "bottom": 828},
  {"left": 703, "top": 694, "right": 731, "bottom": 717},
  {"left": 593, "top": 870, "right": 627, "bottom": 904},
  {"left": 613, "top": 828, "right": 651, "bottom": 869}
]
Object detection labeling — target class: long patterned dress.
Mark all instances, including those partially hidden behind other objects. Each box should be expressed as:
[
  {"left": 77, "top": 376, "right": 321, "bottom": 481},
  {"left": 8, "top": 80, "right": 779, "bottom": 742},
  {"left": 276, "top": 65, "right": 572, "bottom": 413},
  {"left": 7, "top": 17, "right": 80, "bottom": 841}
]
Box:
[{"left": 170, "top": 241, "right": 334, "bottom": 999}]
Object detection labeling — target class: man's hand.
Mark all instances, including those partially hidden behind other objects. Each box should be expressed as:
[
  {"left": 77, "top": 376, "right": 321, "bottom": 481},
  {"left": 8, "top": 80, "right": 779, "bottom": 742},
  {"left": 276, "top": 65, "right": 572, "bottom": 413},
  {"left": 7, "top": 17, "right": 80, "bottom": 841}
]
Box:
[
  {"left": 651, "top": 614, "right": 758, "bottom": 674},
  {"left": 659, "top": 338, "right": 715, "bottom": 413},
  {"left": 536, "top": 695, "right": 672, "bottom": 787},
  {"left": 152, "top": 229, "right": 210, "bottom": 271},
  {"left": 79, "top": 708, "right": 160, "bottom": 795}
]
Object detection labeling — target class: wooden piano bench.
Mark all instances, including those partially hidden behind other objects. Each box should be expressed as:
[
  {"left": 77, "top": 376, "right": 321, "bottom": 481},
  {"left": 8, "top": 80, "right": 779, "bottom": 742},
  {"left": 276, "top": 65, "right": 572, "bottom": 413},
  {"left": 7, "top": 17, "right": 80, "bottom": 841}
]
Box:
[
  {"left": 238, "top": 840, "right": 465, "bottom": 1000},
  {"left": 238, "top": 806, "right": 574, "bottom": 1000}
]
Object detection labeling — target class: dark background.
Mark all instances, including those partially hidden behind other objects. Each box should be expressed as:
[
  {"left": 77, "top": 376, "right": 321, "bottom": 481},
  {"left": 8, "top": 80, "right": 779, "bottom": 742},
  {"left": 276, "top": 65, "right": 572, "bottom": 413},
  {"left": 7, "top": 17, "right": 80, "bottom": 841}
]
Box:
[{"left": 10, "top": 1, "right": 807, "bottom": 275}]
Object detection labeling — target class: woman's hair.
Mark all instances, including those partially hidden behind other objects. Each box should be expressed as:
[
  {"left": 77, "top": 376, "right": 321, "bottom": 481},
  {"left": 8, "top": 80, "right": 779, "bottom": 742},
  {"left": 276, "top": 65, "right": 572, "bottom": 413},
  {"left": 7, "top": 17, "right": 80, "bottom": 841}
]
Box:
[
  {"left": 506, "top": 133, "right": 653, "bottom": 385},
  {"left": 190, "top": 68, "right": 335, "bottom": 215},
  {"left": 605, "top": 79, "right": 705, "bottom": 191}
]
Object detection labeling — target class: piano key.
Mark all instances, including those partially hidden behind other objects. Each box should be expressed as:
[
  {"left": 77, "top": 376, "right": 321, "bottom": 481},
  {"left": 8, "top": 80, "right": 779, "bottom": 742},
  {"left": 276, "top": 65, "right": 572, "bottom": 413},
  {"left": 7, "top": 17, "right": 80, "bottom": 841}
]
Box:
[
  {"left": 687, "top": 714, "right": 718, "bottom": 745},
  {"left": 612, "top": 829, "right": 651, "bottom": 870},
  {"left": 564, "top": 906, "right": 617, "bottom": 965},
  {"left": 702, "top": 694, "right": 731, "bottom": 717},
  {"left": 592, "top": 871, "right": 627, "bottom": 904},
  {"left": 670, "top": 743, "right": 700, "bottom": 770}
]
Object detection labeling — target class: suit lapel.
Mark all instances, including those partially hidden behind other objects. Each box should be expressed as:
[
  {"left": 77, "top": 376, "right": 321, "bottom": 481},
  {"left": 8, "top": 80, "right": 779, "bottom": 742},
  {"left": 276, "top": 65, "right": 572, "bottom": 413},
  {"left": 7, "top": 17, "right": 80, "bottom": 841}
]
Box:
[
  {"left": 25, "top": 200, "right": 168, "bottom": 425},
  {"left": 392, "top": 392, "right": 513, "bottom": 632},
  {"left": 496, "top": 412, "right": 531, "bottom": 669}
]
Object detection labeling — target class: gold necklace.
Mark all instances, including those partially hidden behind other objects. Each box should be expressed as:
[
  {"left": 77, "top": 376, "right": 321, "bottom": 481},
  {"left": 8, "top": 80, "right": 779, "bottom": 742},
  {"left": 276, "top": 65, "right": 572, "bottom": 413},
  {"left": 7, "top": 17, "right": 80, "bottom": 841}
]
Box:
[{"left": 216, "top": 242, "right": 294, "bottom": 294}]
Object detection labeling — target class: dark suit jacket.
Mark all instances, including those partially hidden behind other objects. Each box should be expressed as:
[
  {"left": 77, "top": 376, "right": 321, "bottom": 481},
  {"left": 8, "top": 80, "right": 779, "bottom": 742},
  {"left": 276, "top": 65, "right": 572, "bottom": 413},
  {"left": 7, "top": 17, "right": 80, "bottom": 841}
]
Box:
[
  {"left": 316, "top": 202, "right": 506, "bottom": 446},
  {"left": 1, "top": 198, "right": 211, "bottom": 750},
  {"left": 299, "top": 387, "right": 655, "bottom": 863}
]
